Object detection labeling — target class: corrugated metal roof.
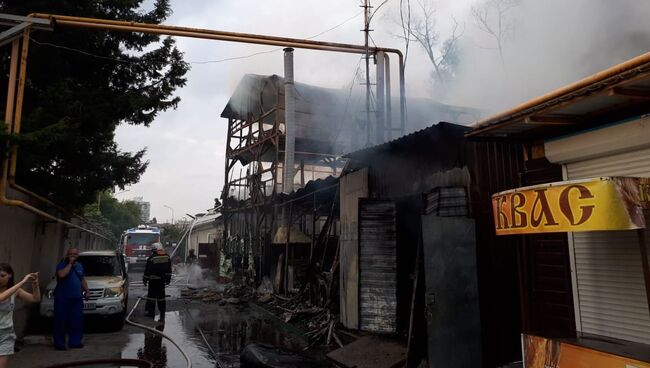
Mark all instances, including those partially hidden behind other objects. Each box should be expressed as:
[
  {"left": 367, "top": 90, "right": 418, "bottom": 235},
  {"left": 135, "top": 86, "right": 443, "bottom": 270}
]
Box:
[
  {"left": 344, "top": 122, "right": 471, "bottom": 159},
  {"left": 466, "top": 52, "right": 650, "bottom": 141}
]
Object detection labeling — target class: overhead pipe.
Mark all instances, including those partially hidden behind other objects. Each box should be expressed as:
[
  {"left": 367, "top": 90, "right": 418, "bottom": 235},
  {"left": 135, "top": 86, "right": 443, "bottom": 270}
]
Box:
[
  {"left": 0, "top": 32, "right": 111, "bottom": 241},
  {"left": 1, "top": 13, "right": 409, "bottom": 241},
  {"left": 27, "top": 13, "right": 406, "bottom": 135}
]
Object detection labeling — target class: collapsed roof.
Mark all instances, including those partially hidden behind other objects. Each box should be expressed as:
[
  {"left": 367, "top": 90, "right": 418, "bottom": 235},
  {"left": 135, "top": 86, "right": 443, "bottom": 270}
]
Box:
[{"left": 221, "top": 74, "right": 479, "bottom": 155}]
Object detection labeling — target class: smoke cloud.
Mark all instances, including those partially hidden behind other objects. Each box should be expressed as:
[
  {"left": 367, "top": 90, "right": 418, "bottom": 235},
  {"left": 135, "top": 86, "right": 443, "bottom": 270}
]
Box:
[{"left": 437, "top": 0, "right": 650, "bottom": 117}]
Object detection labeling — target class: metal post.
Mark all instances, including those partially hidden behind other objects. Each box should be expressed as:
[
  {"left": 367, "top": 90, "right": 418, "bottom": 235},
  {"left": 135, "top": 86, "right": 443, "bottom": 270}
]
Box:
[
  {"left": 363, "top": 0, "right": 372, "bottom": 146},
  {"left": 283, "top": 48, "right": 296, "bottom": 194}
]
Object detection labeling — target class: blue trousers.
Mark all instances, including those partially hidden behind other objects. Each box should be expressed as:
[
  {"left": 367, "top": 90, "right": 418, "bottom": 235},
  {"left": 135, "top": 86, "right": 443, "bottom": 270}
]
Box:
[{"left": 53, "top": 297, "right": 83, "bottom": 348}]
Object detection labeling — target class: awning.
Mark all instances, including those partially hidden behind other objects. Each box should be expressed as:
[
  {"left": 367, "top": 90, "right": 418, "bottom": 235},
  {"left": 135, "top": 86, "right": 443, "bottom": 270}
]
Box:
[
  {"left": 492, "top": 177, "right": 650, "bottom": 235},
  {"left": 465, "top": 52, "right": 650, "bottom": 142}
]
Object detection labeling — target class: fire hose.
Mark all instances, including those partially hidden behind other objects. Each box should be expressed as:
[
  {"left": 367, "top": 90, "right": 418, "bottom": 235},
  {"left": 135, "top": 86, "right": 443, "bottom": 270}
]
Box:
[
  {"left": 182, "top": 302, "right": 225, "bottom": 368},
  {"left": 125, "top": 293, "right": 226, "bottom": 368},
  {"left": 125, "top": 294, "right": 193, "bottom": 368}
]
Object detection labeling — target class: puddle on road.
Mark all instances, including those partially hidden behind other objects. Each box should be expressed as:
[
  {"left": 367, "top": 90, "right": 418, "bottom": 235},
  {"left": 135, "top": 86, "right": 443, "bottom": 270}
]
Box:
[{"left": 121, "top": 304, "right": 308, "bottom": 368}]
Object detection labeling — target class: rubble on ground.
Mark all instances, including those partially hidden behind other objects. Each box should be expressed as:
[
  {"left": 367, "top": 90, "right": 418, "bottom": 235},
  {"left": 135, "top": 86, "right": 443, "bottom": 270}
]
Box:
[{"left": 179, "top": 279, "right": 347, "bottom": 351}]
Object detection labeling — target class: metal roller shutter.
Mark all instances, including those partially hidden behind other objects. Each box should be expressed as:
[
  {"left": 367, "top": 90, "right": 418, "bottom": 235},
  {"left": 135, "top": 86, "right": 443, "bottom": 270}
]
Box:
[
  {"left": 358, "top": 199, "right": 397, "bottom": 333},
  {"left": 566, "top": 147, "right": 650, "bottom": 343}
]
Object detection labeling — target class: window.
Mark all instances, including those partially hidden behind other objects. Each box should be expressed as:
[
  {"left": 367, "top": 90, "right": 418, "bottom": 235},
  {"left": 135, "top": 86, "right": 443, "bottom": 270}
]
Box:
[
  {"left": 80, "top": 256, "right": 121, "bottom": 277},
  {"left": 126, "top": 233, "right": 159, "bottom": 245}
]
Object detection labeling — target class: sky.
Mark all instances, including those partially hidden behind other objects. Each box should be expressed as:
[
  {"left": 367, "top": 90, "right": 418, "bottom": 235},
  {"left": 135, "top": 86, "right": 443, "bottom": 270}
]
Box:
[
  {"left": 113, "top": 0, "right": 650, "bottom": 223},
  {"left": 114, "top": 0, "right": 460, "bottom": 222}
]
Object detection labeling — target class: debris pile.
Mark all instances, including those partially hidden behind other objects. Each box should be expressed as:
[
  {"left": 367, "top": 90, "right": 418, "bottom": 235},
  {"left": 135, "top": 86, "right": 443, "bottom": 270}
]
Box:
[
  {"left": 180, "top": 281, "right": 345, "bottom": 351},
  {"left": 257, "top": 292, "right": 343, "bottom": 350}
]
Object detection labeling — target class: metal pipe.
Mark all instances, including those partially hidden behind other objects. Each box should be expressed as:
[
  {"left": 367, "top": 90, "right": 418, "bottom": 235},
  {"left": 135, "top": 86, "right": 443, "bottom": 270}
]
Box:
[
  {"left": 6, "top": 31, "right": 105, "bottom": 229},
  {"left": 376, "top": 51, "right": 385, "bottom": 144},
  {"left": 0, "top": 38, "right": 20, "bottom": 201},
  {"left": 0, "top": 30, "right": 111, "bottom": 241},
  {"left": 398, "top": 53, "right": 406, "bottom": 136},
  {"left": 27, "top": 13, "right": 407, "bottom": 137},
  {"left": 8, "top": 28, "right": 29, "bottom": 178},
  {"left": 169, "top": 222, "right": 193, "bottom": 259},
  {"left": 467, "top": 50, "right": 650, "bottom": 137},
  {"left": 384, "top": 53, "right": 392, "bottom": 140},
  {"left": 282, "top": 48, "right": 295, "bottom": 194}
]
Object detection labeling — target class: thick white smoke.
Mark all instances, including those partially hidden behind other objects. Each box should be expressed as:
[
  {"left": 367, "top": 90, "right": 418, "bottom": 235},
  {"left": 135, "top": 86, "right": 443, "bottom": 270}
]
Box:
[{"left": 439, "top": 0, "right": 650, "bottom": 117}]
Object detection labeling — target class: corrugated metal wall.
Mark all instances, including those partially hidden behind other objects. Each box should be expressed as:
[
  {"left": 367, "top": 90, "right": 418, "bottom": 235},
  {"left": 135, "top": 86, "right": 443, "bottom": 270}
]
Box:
[
  {"left": 345, "top": 126, "right": 525, "bottom": 367},
  {"left": 566, "top": 147, "right": 650, "bottom": 343},
  {"left": 467, "top": 141, "right": 525, "bottom": 367},
  {"left": 358, "top": 199, "right": 397, "bottom": 333}
]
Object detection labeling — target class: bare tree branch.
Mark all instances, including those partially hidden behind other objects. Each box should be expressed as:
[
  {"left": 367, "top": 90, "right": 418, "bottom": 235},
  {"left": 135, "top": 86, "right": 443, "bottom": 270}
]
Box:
[
  {"left": 471, "top": 0, "right": 520, "bottom": 67},
  {"left": 399, "top": 0, "right": 412, "bottom": 65}
]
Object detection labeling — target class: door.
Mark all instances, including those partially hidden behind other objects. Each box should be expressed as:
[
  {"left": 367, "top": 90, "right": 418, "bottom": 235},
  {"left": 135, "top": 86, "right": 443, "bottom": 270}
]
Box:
[{"left": 421, "top": 215, "right": 481, "bottom": 368}]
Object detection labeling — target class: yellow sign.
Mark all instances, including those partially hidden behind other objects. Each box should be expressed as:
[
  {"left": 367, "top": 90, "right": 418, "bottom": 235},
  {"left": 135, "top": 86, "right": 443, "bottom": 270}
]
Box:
[
  {"left": 492, "top": 177, "right": 650, "bottom": 235},
  {"left": 523, "top": 334, "right": 650, "bottom": 368}
]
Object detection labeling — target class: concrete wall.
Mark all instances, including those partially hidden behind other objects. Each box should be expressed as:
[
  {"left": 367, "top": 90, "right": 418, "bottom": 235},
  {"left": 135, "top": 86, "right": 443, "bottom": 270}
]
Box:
[
  {"left": 188, "top": 224, "right": 218, "bottom": 254},
  {"left": 0, "top": 188, "right": 113, "bottom": 338}
]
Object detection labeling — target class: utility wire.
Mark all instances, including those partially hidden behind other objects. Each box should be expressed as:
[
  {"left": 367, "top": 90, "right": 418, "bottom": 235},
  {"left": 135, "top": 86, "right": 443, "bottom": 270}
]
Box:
[
  {"left": 188, "top": 9, "right": 363, "bottom": 65},
  {"left": 29, "top": 37, "right": 136, "bottom": 64}
]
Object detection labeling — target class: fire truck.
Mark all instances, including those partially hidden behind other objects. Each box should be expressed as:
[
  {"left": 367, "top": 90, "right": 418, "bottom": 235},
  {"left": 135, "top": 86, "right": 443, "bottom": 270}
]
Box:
[{"left": 121, "top": 225, "right": 161, "bottom": 269}]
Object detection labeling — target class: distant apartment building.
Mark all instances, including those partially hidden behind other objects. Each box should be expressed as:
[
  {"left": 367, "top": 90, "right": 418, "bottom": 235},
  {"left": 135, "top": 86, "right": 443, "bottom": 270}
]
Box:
[{"left": 131, "top": 197, "right": 150, "bottom": 223}]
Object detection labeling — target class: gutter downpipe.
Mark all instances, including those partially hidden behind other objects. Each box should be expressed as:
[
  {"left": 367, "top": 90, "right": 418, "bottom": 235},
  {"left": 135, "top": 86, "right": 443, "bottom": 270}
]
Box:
[
  {"left": 0, "top": 31, "right": 110, "bottom": 241},
  {"left": 467, "top": 50, "right": 650, "bottom": 137},
  {"left": 27, "top": 14, "right": 407, "bottom": 136}
]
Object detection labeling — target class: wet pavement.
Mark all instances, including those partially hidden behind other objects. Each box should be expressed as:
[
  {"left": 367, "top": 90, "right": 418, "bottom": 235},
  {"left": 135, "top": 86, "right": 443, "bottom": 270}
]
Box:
[{"left": 12, "top": 268, "right": 314, "bottom": 368}]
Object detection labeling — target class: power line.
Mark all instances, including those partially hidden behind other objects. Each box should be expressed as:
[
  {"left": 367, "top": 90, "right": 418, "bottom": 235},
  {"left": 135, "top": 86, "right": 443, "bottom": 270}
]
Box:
[
  {"left": 30, "top": 37, "right": 136, "bottom": 64},
  {"left": 188, "top": 9, "right": 364, "bottom": 65}
]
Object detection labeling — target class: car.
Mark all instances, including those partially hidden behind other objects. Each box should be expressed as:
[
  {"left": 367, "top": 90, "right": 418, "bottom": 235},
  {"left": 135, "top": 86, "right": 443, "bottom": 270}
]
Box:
[{"left": 40, "top": 250, "right": 129, "bottom": 330}]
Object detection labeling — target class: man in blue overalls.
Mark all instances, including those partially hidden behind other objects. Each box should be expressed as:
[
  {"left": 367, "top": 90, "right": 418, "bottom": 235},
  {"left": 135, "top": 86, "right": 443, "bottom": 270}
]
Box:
[{"left": 53, "top": 248, "right": 90, "bottom": 350}]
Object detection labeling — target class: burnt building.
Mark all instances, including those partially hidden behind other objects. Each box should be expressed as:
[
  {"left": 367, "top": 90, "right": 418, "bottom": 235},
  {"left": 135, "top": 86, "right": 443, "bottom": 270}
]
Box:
[
  {"left": 338, "top": 122, "right": 524, "bottom": 367},
  {"left": 218, "top": 74, "right": 479, "bottom": 284}
]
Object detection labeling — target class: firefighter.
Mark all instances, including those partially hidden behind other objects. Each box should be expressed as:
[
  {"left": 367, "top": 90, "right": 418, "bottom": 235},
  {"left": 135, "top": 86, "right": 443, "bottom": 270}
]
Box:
[
  {"left": 185, "top": 249, "right": 198, "bottom": 266},
  {"left": 143, "top": 243, "right": 171, "bottom": 321}
]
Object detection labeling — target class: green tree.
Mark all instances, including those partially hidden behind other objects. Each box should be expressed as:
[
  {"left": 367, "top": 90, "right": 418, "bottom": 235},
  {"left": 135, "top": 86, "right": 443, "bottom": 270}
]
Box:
[
  {"left": 159, "top": 223, "right": 184, "bottom": 247},
  {"left": 84, "top": 191, "right": 142, "bottom": 239},
  {"left": 0, "top": 0, "right": 189, "bottom": 208}
]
